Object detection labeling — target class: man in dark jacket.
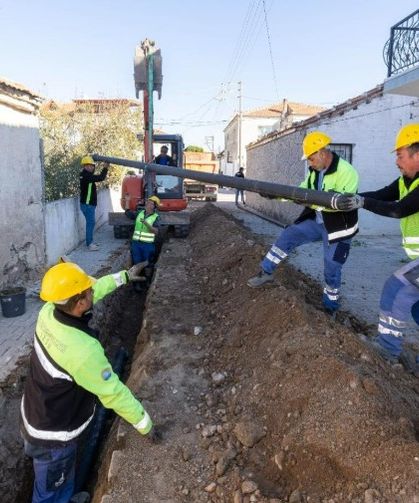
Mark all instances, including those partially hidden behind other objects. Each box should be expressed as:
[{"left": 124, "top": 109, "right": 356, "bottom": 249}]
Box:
[
  {"left": 248, "top": 131, "right": 359, "bottom": 314},
  {"left": 235, "top": 167, "right": 245, "bottom": 205},
  {"left": 21, "top": 261, "right": 158, "bottom": 503},
  {"left": 336, "top": 124, "right": 419, "bottom": 374},
  {"left": 154, "top": 146, "right": 175, "bottom": 166},
  {"left": 79, "top": 156, "right": 108, "bottom": 251}
]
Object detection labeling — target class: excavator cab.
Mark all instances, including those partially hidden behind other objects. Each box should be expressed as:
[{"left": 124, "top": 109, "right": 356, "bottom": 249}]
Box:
[{"left": 150, "top": 134, "right": 187, "bottom": 212}]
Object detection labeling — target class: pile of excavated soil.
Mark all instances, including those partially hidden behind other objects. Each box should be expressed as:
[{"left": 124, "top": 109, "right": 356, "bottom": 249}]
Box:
[{"left": 94, "top": 204, "right": 419, "bottom": 503}]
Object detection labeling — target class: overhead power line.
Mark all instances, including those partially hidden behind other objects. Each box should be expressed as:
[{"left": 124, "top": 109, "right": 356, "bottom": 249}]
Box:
[{"left": 262, "top": 0, "right": 280, "bottom": 103}]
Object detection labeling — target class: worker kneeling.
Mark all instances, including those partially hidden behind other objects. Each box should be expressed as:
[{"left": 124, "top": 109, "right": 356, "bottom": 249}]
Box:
[
  {"left": 20, "top": 261, "right": 159, "bottom": 503},
  {"left": 248, "top": 131, "right": 359, "bottom": 314}
]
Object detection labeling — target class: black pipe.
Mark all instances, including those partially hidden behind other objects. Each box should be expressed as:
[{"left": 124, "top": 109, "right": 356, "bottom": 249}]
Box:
[
  {"left": 75, "top": 347, "right": 129, "bottom": 493},
  {"left": 92, "top": 154, "right": 341, "bottom": 209}
]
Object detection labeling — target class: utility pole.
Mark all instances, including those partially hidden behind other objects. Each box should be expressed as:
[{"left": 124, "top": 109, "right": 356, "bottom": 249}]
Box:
[
  {"left": 237, "top": 81, "right": 242, "bottom": 169},
  {"left": 205, "top": 135, "right": 214, "bottom": 152}
]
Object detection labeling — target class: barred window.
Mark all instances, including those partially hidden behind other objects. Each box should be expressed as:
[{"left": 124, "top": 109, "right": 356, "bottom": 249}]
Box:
[{"left": 330, "top": 143, "right": 353, "bottom": 163}]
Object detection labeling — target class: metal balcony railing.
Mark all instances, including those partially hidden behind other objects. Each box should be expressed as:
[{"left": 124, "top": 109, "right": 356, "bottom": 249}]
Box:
[{"left": 383, "top": 9, "right": 419, "bottom": 77}]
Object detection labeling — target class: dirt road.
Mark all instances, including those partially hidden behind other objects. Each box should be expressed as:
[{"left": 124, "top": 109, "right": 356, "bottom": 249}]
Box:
[{"left": 92, "top": 205, "right": 419, "bottom": 503}]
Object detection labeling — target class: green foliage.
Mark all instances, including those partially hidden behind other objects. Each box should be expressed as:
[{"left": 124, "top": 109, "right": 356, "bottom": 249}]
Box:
[
  {"left": 184, "top": 145, "right": 204, "bottom": 152},
  {"left": 40, "top": 102, "right": 143, "bottom": 201}
]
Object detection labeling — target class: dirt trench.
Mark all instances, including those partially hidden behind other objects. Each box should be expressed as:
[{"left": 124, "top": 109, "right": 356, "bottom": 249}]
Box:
[{"left": 90, "top": 204, "right": 419, "bottom": 503}]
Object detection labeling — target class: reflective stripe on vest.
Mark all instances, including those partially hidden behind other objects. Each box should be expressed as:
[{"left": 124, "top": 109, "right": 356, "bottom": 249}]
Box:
[
  {"left": 86, "top": 182, "right": 93, "bottom": 204},
  {"left": 399, "top": 177, "right": 419, "bottom": 259},
  {"left": 21, "top": 395, "right": 95, "bottom": 442},
  {"left": 133, "top": 211, "right": 158, "bottom": 243},
  {"left": 34, "top": 337, "right": 73, "bottom": 382}
]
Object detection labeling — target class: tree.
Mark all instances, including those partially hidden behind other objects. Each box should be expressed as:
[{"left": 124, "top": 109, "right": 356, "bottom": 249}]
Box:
[
  {"left": 184, "top": 145, "right": 204, "bottom": 152},
  {"left": 40, "top": 100, "right": 143, "bottom": 201}
]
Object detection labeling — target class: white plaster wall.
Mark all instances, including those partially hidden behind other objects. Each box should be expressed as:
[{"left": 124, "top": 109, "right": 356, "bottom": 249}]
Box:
[
  {"left": 246, "top": 93, "right": 419, "bottom": 236},
  {"left": 306, "top": 93, "right": 419, "bottom": 235},
  {"left": 0, "top": 103, "right": 45, "bottom": 289},
  {"left": 44, "top": 188, "right": 120, "bottom": 265}
]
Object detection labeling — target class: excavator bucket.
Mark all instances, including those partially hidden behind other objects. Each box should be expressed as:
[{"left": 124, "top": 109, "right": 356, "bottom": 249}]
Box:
[{"left": 134, "top": 44, "right": 162, "bottom": 99}]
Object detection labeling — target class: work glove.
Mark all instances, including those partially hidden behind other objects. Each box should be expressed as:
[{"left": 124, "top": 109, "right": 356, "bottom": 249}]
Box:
[
  {"left": 147, "top": 426, "right": 162, "bottom": 444},
  {"left": 331, "top": 193, "right": 364, "bottom": 211},
  {"left": 259, "top": 192, "right": 277, "bottom": 199},
  {"left": 127, "top": 261, "right": 148, "bottom": 282}
]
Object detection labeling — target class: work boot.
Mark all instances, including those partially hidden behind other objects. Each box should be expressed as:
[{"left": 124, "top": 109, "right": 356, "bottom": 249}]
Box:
[
  {"left": 399, "top": 351, "right": 419, "bottom": 378},
  {"left": 369, "top": 337, "right": 399, "bottom": 364},
  {"left": 247, "top": 270, "right": 273, "bottom": 288},
  {"left": 70, "top": 492, "right": 90, "bottom": 503},
  {"left": 88, "top": 243, "right": 99, "bottom": 251}
]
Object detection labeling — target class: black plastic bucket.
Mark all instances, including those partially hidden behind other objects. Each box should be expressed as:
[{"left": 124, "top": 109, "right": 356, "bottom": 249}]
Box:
[{"left": 0, "top": 287, "right": 26, "bottom": 318}]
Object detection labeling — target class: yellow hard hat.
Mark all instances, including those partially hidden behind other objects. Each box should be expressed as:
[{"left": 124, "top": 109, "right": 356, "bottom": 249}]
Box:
[
  {"left": 393, "top": 124, "right": 419, "bottom": 151},
  {"left": 40, "top": 262, "right": 95, "bottom": 303},
  {"left": 81, "top": 155, "right": 95, "bottom": 166},
  {"left": 301, "top": 131, "right": 332, "bottom": 160},
  {"left": 148, "top": 195, "right": 161, "bottom": 206}
]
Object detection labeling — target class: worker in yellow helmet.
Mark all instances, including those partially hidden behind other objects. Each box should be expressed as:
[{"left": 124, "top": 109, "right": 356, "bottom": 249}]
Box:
[
  {"left": 248, "top": 131, "right": 359, "bottom": 315},
  {"left": 79, "top": 155, "right": 109, "bottom": 251},
  {"left": 20, "top": 261, "right": 161, "bottom": 503},
  {"left": 126, "top": 196, "right": 161, "bottom": 267},
  {"left": 336, "top": 124, "right": 419, "bottom": 376}
]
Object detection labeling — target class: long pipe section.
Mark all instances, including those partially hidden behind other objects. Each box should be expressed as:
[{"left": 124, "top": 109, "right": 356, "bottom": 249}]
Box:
[{"left": 92, "top": 154, "right": 340, "bottom": 208}]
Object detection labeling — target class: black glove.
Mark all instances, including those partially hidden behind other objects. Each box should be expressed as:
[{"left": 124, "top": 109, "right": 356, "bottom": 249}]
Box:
[
  {"left": 127, "top": 261, "right": 148, "bottom": 282},
  {"left": 259, "top": 192, "right": 277, "bottom": 200},
  {"left": 148, "top": 426, "right": 162, "bottom": 443},
  {"left": 331, "top": 193, "right": 364, "bottom": 211}
]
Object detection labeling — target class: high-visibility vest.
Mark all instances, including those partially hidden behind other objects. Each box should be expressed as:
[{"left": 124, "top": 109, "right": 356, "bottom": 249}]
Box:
[
  {"left": 399, "top": 176, "right": 419, "bottom": 259},
  {"left": 133, "top": 210, "right": 158, "bottom": 243}
]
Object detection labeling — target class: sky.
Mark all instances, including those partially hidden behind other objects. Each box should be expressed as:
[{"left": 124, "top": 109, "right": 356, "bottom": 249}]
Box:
[{"left": 1, "top": 0, "right": 418, "bottom": 151}]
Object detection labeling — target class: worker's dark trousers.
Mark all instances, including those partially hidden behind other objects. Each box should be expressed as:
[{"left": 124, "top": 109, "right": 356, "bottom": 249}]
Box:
[
  {"left": 24, "top": 439, "right": 77, "bottom": 503},
  {"left": 235, "top": 189, "right": 245, "bottom": 204},
  {"left": 131, "top": 240, "right": 155, "bottom": 264},
  {"left": 377, "top": 258, "right": 419, "bottom": 358},
  {"left": 80, "top": 203, "right": 96, "bottom": 246},
  {"left": 261, "top": 218, "right": 351, "bottom": 311}
]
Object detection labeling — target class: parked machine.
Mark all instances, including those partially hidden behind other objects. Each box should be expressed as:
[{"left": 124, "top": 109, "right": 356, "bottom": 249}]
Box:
[
  {"left": 108, "top": 39, "right": 190, "bottom": 239},
  {"left": 183, "top": 150, "right": 218, "bottom": 201}
]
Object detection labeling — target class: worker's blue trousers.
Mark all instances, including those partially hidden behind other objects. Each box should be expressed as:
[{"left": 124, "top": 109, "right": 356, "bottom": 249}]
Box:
[
  {"left": 261, "top": 219, "right": 351, "bottom": 311},
  {"left": 376, "top": 258, "right": 419, "bottom": 358},
  {"left": 24, "top": 439, "right": 77, "bottom": 503},
  {"left": 131, "top": 241, "right": 155, "bottom": 264},
  {"left": 80, "top": 203, "right": 96, "bottom": 247}
]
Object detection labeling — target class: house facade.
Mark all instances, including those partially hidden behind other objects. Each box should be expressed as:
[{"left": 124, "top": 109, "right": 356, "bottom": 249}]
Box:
[{"left": 222, "top": 101, "right": 325, "bottom": 176}]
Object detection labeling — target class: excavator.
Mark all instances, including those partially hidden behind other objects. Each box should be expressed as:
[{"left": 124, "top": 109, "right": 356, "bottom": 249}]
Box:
[
  {"left": 108, "top": 39, "right": 190, "bottom": 239},
  {"left": 104, "top": 39, "right": 345, "bottom": 239}
]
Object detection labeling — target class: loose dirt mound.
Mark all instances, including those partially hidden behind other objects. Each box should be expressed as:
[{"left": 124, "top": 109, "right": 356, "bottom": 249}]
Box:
[{"left": 95, "top": 204, "right": 419, "bottom": 503}]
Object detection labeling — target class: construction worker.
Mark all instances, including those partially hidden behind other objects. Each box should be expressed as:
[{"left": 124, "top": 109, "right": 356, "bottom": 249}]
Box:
[
  {"left": 248, "top": 131, "right": 359, "bottom": 314},
  {"left": 235, "top": 167, "right": 246, "bottom": 205},
  {"left": 154, "top": 145, "right": 175, "bottom": 166},
  {"left": 20, "top": 261, "right": 159, "bottom": 503},
  {"left": 126, "top": 195, "right": 161, "bottom": 265},
  {"left": 336, "top": 124, "right": 419, "bottom": 375},
  {"left": 79, "top": 156, "right": 109, "bottom": 251}
]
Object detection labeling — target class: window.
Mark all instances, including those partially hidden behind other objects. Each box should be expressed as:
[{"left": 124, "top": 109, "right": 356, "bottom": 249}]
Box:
[{"left": 329, "top": 143, "right": 353, "bottom": 163}]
